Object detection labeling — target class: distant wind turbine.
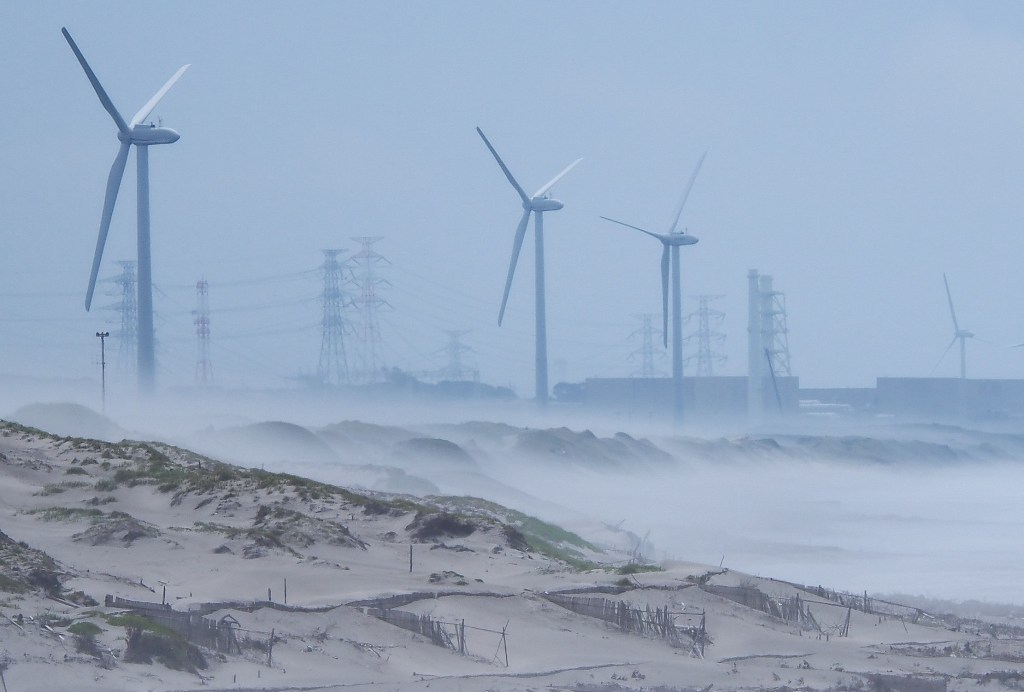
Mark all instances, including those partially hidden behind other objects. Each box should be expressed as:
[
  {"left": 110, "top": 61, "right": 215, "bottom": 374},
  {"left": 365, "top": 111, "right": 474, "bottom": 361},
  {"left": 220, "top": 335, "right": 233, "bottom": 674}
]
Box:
[
  {"left": 934, "top": 273, "right": 979, "bottom": 380},
  {"left": 601, "top": 153, "right": 706, "bottom": 425},
  {"left": 477, "top": 127, "right": 581, "bottom": 405},
  {"left": 62, "top": 27, "right": 189, "bottom": 394}
]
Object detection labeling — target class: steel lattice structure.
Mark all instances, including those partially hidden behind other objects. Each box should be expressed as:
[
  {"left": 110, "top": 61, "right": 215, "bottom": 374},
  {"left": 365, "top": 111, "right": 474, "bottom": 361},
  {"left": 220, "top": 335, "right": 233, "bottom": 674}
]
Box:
[
  {"left": 193, "top": 278, "right": 212, "bottom": 385},
  {"left": 347, "top": 237, "right": 390, "bottom": 384},
  {"left": 317, "top": 249, "right": 350, "bottom": 385}
]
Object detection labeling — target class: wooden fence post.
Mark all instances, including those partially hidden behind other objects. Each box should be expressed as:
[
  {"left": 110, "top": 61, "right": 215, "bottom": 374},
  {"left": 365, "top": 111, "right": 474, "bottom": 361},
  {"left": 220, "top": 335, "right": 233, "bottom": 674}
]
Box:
[{"left": 501, "top": 621, "right": 509, "bottom": 667}]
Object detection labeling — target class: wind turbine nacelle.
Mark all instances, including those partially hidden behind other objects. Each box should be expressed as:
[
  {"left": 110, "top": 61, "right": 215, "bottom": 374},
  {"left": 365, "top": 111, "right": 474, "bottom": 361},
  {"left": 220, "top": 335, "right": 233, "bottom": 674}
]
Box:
[
  {"left": 528, "top": 197, "right": 564, "bottom": 212},
  {"left": 667, "top": 233, "right": 699, "bottom": 246},
  {"left": 120, "top": 125, "right": 181, "bottom": 145}
]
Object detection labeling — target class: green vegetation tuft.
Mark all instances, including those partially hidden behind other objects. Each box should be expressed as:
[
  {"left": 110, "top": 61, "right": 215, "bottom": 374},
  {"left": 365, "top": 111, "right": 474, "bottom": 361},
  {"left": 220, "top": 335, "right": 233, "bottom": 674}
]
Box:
[
  {"left": 0, "top": 573, "right": 28, "bottom": 593},
  {"left": 68, "top": 621, "right": 103, "bottom": 637},
  {"left": 106, "top": 611, "right": 208, "bottom": 672},
  {"left": 424, "top": 495, "right": 601, "bottom": 569},
  {"left": 104, "top": 612, "right": 175, "bottom": 635},
  {"left": 616, "top": 563, "right": 663, "bottom": 575},
  {"left": 26, "top": 507, "right": 104, "bottom": 522},
  {"left": 37, "top": 481, "right": 90, "bottom": 496}
]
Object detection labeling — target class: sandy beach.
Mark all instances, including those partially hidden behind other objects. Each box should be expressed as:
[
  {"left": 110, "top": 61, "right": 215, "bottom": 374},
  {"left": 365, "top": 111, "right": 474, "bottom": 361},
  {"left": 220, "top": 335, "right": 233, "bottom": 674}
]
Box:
[{"left": 2, "top": 410, "right": 1024, "bottom": 691}]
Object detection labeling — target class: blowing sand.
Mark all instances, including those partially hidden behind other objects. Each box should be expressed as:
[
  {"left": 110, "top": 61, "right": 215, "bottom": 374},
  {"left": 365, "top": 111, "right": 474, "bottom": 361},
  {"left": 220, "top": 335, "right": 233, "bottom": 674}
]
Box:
[{"left": 1, "top": 416, "right": 1022, "bottom": 691}]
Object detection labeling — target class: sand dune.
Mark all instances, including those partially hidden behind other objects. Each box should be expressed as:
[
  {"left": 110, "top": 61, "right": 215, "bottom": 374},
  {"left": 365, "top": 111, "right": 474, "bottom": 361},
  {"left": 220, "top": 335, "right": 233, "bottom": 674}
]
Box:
[{"left": 1, "top": 417, "right": 1024, "bottom": 690}]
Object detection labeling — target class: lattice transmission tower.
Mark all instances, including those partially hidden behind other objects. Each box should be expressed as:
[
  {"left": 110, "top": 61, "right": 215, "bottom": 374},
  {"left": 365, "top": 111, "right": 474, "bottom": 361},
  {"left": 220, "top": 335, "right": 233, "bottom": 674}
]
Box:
[
  {"left": 347, "top": 237, "right": 390, "bottom": 384},
  {"left": 628, "top": 313, "right": 666, "bottom": 378},
  {"left": 317, "top": 249, "right": 350, "bottom": 385},
  {"left": 114, "top": 261, "right": 137, "bottom": 376},
  {"left": 193, "top": 278, "right": 212, "bottom": 385},
  {"left": 439, "top": 330, "right": 478, "bottom": 382},
  {"left": 684, "top": 294, "right": 727, "bottom": 376}
]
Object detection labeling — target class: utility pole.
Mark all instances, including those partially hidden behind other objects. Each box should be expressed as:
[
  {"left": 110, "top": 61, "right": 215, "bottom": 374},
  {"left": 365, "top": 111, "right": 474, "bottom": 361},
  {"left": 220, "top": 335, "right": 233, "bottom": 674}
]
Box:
[{"left": 95, "top": 331, "right": 109, "bottom": 414}]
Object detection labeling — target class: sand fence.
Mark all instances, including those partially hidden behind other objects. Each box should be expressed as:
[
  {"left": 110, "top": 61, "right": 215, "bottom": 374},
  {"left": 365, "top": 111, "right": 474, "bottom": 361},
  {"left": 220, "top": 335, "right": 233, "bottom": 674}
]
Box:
[{"left": 540, "top": 591, "right": 708, "bottom": 658}]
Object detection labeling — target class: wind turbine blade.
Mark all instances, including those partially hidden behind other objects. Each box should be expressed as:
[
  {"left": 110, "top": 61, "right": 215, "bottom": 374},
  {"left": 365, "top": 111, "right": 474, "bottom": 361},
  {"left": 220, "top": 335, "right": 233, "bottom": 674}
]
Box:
[
  {"left": 130, "top": 64, "right": 190, "bottom": 127},
  {"left": 476, "top": 127, "right": 529, "bottom": 204},
  {"left": 533, "top": 158, "right": 582, "bottom": 198},
  {"left": 928, "top": 335, "right": 959, "bottom": 376},
  {"left": 669, "top": 151, "right": 707, "bottom": 234},
  {"left": 599, "top": 216, "right": 667, "bottom": 241},
  {"left": 498, "top": 210, "right": 531, "bottom": 326},
  {"left": 942, "top": 273, "right": 960, "bottom": 332},
  {"left": 61, "top": 27, "right": 129, "bottom": 134},
  {"left": 660, "top": 244, "right": 669, "bottom": 349},
  {"left": 85, "top": 142, "right": 131, "bottom": 310}
]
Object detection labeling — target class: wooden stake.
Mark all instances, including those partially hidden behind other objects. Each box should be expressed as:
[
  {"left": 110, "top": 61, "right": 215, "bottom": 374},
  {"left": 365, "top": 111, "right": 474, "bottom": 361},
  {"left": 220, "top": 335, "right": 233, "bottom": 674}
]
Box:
[
  {"left": 502, "top": 620, "right": 509, "bottom": 667},
  {"left": 268, "top": 627, "right": 275, "bottom": 667}
]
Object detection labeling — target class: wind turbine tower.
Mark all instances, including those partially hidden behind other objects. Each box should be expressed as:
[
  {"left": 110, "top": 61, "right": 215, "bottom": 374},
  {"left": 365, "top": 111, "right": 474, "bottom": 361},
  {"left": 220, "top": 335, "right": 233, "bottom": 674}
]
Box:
[
  {"left": 477, "top": 127, "right": 581, "bottom": 405},
  {"left": 318, "top": 249, "right": 349, "bottom": 386},
  {"left": 941, "top": 273, "right": 974, "bottom": 380},
  {"left": 601, "top": 153, "right": 706, "bottom": 426},
  {"left": 62, "top": 28, "right": 189, "bottom": 393}
]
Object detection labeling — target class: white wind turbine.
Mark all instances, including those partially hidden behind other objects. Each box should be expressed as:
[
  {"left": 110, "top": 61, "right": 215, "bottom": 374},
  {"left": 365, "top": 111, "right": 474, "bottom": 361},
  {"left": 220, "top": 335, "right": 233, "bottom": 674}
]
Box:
[
  {"left": 936, "top": 273, "right": 978, "bottom": 380},
  {"left": 601, "top": 153, "right": 706, "bottom": 425},
  {"left": 63, "top": 27, "right": 189, "bottom": 393},
  {"left": 477, "top": 127, "right": 581, "bottom": 405}
]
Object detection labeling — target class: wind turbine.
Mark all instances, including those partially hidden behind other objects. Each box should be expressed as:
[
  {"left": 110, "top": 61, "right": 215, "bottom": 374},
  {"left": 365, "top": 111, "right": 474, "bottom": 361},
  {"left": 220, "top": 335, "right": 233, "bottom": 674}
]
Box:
[
  {"left": 937, "top": 273, "right": 976, "bottom": 380},
  {"left": 477, "top": 127, "right": 581, "bottom": 405},
  {"left": 62, "top": 27, "right": 189, "bottom": 394},
  {"left": 600, "top": 153, "right": 706, "bottom": 426}
]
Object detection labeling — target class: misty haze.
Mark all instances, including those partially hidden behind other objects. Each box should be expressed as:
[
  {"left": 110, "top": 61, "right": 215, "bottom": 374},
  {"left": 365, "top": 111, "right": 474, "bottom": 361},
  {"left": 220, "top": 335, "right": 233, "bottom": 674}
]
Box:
[{"left": 3, "top": 3, "right": 1024, "bottom": 691}]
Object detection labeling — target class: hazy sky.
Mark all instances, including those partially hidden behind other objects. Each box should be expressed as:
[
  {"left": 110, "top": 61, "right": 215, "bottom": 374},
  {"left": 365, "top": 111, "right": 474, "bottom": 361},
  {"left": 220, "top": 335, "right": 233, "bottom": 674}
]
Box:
[{"left": 4, "top": 1, "right": 1024, "bottom": 395}]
